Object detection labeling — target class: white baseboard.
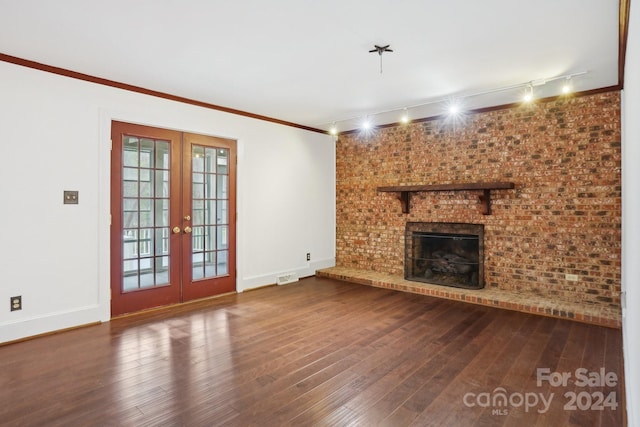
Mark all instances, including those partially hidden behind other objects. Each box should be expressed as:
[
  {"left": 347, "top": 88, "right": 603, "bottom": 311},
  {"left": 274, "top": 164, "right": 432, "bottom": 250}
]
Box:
[
  {"left": 240, "top": 258, "right": 335, "bottom": 291},
  {"left": 0, "top": 305, "right": 103, "bottom": 344}
]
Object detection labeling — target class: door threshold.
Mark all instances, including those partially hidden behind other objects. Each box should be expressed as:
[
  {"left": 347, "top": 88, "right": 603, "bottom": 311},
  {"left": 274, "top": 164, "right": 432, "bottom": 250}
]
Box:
[{"left": 111, "top": 291, "right": 237, "bottom": 320}]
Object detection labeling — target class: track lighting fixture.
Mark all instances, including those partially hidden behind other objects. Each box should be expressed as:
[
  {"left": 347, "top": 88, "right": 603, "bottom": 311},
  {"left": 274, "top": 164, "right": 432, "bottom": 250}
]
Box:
[{"left": 324, "top": 71, "right": 586, "bottom": 135}]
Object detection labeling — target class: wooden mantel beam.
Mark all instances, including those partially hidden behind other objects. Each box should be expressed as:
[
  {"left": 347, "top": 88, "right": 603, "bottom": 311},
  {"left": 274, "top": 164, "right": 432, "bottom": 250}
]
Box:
[{"left": 377, "top": 182, "right": 515, "bottom": 215}]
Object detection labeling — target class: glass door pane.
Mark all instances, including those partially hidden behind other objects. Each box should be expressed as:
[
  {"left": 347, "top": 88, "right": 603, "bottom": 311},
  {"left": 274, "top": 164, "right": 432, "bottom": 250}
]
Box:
[
  {"left": 191, "top": 145, "right": 229, "bottom": 280},
  {"left": 121, "top": 136, "right": 171, "bottom": 291}
]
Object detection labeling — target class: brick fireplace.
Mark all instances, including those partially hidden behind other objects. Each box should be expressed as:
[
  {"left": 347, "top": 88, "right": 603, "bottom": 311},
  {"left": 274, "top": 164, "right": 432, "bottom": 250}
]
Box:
[{"left": 320, "top": 91, "right": 622, "bottom": 327}]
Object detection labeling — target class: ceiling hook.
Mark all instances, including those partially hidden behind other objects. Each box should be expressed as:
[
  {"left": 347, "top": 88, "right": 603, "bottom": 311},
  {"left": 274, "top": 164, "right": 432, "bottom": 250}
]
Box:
[{"left": 369, "top": 44, "right": 393, "bottom": 74}]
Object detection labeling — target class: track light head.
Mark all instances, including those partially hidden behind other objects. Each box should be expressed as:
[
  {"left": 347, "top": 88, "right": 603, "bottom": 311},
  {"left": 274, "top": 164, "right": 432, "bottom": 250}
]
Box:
[
  {"left": 400, "top": 109, "right": 410, "bottom": 124},
  {"left": 561, "top": 77, "right": 572, "bottom": 94},
  {"left": 523, "top": 85, "right": 534, "bottom": 103}
]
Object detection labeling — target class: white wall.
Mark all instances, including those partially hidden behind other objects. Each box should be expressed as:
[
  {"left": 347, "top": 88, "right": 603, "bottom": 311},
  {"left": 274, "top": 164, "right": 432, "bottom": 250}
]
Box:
[
  {"left": 623, "top": 0, "right": 640, "bottom": 425},
  {"left": 0, "top": 61, "right": 336, "bottom": 343}
]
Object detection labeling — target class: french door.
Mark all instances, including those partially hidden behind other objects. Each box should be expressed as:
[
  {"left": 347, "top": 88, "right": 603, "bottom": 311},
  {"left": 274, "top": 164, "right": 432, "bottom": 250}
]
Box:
[{"left": 110, "top": 121, "right": 236, "bottom": 316}]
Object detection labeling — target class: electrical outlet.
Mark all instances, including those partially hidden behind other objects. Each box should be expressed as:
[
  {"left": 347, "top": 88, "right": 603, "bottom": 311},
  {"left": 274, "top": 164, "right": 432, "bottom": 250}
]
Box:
[
  {"left": 63, "top": 190, "right": 79, "bottom": 204},
  {"left": 565, "top": 273, "right": 579, "bottom": 282},
  {"left": 306, "top": 253, "right": 311, "bottom": 261},
  {"left": 10, "top": 296, "right": 22, "bottom": 311}
]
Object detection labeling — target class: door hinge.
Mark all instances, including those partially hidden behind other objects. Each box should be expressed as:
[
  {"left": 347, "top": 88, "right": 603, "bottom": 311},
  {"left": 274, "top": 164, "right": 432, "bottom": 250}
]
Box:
[{"left": 110, "top": 139, "right": 112, "bottom": 150}]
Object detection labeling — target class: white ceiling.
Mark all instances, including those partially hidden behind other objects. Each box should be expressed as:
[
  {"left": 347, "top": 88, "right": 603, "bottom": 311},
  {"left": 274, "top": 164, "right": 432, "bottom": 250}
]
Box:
[{"left": 0, "top": 0, "right": 621, "bottom": 133}]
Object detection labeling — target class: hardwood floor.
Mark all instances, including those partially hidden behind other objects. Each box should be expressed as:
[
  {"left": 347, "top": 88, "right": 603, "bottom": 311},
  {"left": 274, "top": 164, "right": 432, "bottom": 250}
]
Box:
[{"left": 0, "top": 277, "right": 624, "bottom": 426}]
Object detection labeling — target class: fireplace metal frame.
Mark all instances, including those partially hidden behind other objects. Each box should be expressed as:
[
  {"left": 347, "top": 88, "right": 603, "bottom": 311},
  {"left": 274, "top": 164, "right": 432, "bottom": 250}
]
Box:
[{"left": 405, "top": 222, "right": 485, "bottom": 290}]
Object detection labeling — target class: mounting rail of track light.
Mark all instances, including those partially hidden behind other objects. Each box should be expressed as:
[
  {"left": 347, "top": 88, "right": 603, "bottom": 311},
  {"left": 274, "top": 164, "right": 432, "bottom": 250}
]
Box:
[{"left": 325, "top": 71, "right": 588, "bottom": 135}]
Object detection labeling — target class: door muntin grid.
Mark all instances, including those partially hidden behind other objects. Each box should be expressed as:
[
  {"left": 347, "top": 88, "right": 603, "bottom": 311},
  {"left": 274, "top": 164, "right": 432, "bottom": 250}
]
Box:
[
  {"left": 122, "top": 136, "right": 170, "bottom": 291},
  {"left": 191, "top": 145, "right": 229, "bottom": 280}
]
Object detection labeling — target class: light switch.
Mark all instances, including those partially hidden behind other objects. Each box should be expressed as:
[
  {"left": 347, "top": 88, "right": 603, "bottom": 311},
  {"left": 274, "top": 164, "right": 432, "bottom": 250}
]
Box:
[{"left": 63, "top": 190, "right": 79, "bottom": 204}]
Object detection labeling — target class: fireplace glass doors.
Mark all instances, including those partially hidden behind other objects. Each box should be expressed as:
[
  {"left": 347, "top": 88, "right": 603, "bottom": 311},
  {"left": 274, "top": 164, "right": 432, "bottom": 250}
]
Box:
[{"left": 405, "top": 222, "right": 484, "bottom": 289}]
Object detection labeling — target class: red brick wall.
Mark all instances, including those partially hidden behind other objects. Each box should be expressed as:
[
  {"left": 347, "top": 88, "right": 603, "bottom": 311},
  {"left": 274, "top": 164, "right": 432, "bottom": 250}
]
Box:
[{"left": 335, "top": 91, "right": 621, "bottom": 309}]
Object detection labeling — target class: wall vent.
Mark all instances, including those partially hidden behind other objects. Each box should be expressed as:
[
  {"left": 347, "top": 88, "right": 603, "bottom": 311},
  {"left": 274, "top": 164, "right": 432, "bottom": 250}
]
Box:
[{"left": 276, "top": 272, "right": 299, "bottom": 285}]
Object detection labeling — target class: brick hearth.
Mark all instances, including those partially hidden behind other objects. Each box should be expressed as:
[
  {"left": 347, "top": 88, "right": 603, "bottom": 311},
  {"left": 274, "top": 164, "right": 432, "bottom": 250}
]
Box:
[{"left": 317, "top": 267, "right": 621, "bottom": 328}]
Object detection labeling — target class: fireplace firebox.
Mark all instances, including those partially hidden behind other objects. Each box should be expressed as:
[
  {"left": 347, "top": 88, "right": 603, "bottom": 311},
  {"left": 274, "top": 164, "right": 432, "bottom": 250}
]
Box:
[{"left": 405, "top": 222, "right": 484, "bottom": 289}]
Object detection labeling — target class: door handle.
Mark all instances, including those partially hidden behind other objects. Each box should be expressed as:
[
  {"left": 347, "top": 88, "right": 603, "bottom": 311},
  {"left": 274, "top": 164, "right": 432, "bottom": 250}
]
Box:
[
  {"left": 184, "top": 226, "right": 192, "bottom": 234},
  {"left": 172, "top": 226, "right": 181, "bottom": 234}
]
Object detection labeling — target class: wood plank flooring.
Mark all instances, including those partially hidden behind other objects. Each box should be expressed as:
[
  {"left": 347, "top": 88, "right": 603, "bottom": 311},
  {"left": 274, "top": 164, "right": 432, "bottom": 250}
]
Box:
[{"left": 0, "top": 276, "right": 624, "bottom": 426}]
